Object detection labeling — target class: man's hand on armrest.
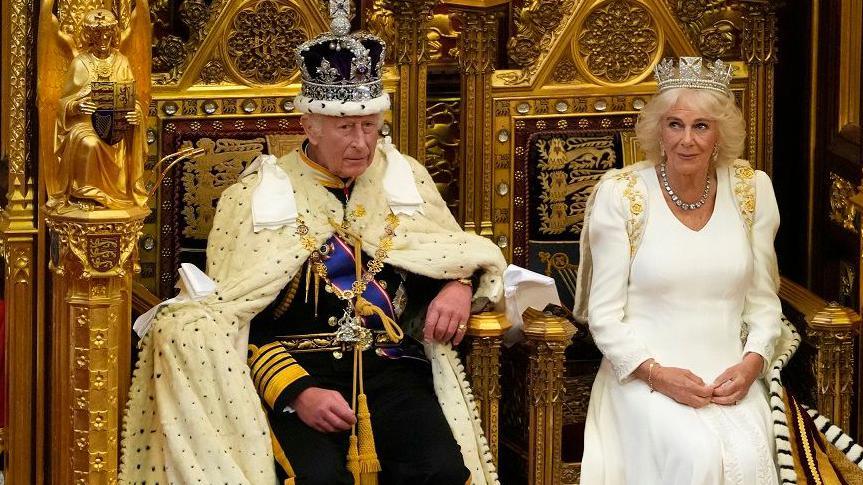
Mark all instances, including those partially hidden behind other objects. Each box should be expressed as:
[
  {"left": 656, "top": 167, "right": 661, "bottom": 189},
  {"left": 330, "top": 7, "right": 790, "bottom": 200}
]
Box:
[
  {"left": 292, "top": 387, "right": 356, "bottom": 433},
  {"left": 424, "top": 280, "right": 472, "bottom": 345}
]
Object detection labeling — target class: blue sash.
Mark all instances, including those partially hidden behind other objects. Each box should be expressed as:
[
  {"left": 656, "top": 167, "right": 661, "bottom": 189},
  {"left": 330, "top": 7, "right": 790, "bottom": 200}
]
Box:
[{"left": 323, "top": 235, "right": 396, "bottom": 330}]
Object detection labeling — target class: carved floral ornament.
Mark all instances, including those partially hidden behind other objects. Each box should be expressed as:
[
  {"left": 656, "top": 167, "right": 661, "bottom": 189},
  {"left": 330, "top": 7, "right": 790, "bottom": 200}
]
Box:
[
  {"left": 199, "top": 59, "right": 227, "bottom": 84},
  {"left": 501, "top": 0, "right": 576, "bottom": 85},
  {"left": 675, "top": 0, "right": 711, "bottom": 23},
  {"left": 151, "top": 0, "right": 219, "bottom": 83},
  {"left": 181, "top": 0, "right": 211, "bottom": 42},
  {"left": 829, "top": 172, "right": 859, "bottom": 233},
  {"left": 699, "top": 19, "right": 738, "bottom": 58},
  {"left": 153, "top": 34, "right": 186, "bottom": 73},
  {"left": 508, "top": 0, "right": 568, "bottom": 67},
  {"left": 222, "top": 0, "right": 310, "bottom": 86},
  {"left": 669, "top": 0, "right": 743, "bottom": 59},
  {"left": 574, "top": 0, "right": 661, "bottom": 85}
]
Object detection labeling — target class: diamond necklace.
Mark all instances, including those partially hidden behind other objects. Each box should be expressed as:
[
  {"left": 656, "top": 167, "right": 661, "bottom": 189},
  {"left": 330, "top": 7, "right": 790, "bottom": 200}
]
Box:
[{"left": 659, "top": 162, "right": 711, "bottom": 211}]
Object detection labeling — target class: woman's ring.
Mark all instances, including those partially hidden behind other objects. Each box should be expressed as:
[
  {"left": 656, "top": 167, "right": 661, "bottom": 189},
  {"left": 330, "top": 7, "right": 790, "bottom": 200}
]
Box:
[{"left": 457, "top": 323, "right": 467, "bottom": 332}]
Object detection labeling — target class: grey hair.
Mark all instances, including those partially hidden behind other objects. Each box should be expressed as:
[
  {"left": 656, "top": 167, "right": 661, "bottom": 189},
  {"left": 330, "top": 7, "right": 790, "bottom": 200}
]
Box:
[
  {"left": 300, "top": 112, "right": 385, "bottom": 137},
  {"left": 634, "top": 88, "right": 746, "bottom": 166}
]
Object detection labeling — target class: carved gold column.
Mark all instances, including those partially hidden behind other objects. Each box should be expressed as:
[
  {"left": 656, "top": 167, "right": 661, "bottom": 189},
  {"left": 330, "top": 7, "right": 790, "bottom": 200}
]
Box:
[
  {"left": 46, "top": 207, "right": 147, "bottom": 485},
  {"left": 523, "top": 307, "right": 575, "bottom": 485},
  {"left": 3, "top": 0, "right": 41, "bottom": 482},
  {"left": 1, "top": 180, "right": 39, "bottom": 485},
  {"left": 449, "top": 0, "right": 504, "bottom": 235},
  {"left": 382, "top": 0, "right": 437, "bottom": 163},
  {"left": 807, "top": 302, "right": 860, "bottom": 432},
  {"left": 465, "top": 311, "right": 511, "bottom": 464},
  {"left": 740, "top": 2, "right": 778, "bottom": 174}
]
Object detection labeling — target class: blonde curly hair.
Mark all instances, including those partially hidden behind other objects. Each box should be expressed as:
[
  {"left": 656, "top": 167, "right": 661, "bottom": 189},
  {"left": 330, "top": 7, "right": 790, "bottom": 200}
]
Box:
[{"left": 634, "top": 88, "right": 746, "bottom": 166}]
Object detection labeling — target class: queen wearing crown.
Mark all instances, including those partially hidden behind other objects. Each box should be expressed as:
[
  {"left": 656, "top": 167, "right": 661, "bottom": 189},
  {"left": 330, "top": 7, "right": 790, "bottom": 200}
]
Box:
[{"left": 576, "top": 57, "right": 782, "bottom": 484}]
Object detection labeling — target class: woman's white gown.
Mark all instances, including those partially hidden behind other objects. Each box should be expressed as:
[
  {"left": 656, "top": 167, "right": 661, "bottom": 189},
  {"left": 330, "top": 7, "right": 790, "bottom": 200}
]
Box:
[{"left": 580, "top": 165, "right": 781, "bottom": 485}]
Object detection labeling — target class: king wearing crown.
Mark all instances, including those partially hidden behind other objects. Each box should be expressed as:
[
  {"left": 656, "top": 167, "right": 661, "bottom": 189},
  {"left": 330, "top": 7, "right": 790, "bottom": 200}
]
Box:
[{"left": 120, "top": 2, "right": 505, "bottom": 484}]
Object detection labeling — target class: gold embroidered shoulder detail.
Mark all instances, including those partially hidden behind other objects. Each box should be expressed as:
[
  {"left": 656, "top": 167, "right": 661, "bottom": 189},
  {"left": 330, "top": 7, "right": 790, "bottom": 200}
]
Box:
[
  {"left": 731, "top": 160, "right": 756, "bottom": 231},
  {"left": 614, "top": 171, "right": 646, "bottom": 256}
]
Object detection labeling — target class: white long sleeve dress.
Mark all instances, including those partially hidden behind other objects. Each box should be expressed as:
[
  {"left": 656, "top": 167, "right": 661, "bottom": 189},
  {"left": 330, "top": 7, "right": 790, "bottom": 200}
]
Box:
[{"left": 579, "top": 164, "right": 782, "bottom": 485}]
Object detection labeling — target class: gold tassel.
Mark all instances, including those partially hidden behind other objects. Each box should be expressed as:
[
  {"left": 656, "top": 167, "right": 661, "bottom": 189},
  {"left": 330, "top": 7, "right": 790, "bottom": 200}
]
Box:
[
  {"left": 346, "top": 434, "right": 361, "bottom": 484},
  {"left": 356, "top": 393, "right": 381, "bottom": 484}
]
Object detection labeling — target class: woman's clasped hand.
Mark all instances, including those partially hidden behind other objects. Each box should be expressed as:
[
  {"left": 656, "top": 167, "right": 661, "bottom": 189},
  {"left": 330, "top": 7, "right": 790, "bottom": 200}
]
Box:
[{"left": 635, "top": 353, "right": 764, "bottom": 408}]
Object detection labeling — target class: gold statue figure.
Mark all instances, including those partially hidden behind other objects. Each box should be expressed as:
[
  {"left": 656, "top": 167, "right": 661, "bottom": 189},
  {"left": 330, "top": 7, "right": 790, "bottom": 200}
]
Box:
[{"left": 38, "top": 3, "right": 152, "bottom": 210}]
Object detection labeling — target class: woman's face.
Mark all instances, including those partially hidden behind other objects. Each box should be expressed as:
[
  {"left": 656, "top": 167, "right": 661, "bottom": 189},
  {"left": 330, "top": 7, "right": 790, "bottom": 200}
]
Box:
[{"left": 659, "top": 94, "right": 718, "bottom": 175}]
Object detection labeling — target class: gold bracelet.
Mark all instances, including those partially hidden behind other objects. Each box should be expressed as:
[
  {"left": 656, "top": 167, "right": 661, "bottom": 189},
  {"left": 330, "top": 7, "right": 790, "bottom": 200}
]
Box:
[
  {"left": 648, "top": 361, "right": 660, "bottom": 393},
  {"left": 456, "top": 277, "right": 472, "bottom": 287}
]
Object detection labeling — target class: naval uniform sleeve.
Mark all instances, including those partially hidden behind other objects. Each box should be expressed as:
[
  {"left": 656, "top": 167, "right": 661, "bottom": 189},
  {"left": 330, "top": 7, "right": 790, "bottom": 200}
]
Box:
[{"left": 247, "top": 342, "right": 316, "bottom": 411}]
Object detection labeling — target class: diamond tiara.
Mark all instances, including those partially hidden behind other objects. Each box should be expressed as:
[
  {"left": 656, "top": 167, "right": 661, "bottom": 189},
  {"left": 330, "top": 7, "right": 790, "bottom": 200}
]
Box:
[{"left": 654, "top": 57, "right": 734, "bottom": 96}]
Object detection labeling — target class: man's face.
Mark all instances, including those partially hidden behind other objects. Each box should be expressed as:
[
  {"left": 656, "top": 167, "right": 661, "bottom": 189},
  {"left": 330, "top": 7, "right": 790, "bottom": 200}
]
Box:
[{"left": 304, "top": 114, "right": 380, "bottom": 178}]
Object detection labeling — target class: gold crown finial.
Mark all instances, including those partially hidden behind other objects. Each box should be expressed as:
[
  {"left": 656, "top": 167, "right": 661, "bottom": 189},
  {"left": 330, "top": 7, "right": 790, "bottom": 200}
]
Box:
[{"left": 654, "top": 57, "right": 734, "bottom": 96}]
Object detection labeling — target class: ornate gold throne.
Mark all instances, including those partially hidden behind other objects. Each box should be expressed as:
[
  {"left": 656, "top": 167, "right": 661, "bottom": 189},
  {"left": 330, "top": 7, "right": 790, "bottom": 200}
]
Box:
[
  {"left": 3, "top": 1, "right": 861, "bottom": 484},
  {"left": 467, "top": 1, "right": 860, "bottom": 484}
]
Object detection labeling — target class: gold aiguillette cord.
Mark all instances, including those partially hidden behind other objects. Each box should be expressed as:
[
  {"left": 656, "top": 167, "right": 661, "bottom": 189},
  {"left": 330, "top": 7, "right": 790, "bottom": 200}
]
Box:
[{"left": 345, "top": 233, "right": 380, "bottom": 484}]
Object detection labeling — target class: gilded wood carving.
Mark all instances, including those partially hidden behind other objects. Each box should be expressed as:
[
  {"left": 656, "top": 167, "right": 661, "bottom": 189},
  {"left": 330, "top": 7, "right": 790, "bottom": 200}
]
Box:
[
  {"left": 425, "top": 100, "right": 462, "bottom": 216},
  {"left": 574, "top": 0, "right": 661, "bottom": 85},
  {"left": 504, "top": 0, "right": 577, "bottom": 85},
  {"left": 3, "top": 0, "right": 39, "bottom": 479},
  {"left": 829, "top": 172, "right": 859, "bottom": 233},
  {"left": 220, "top": 0, "right": 311, "bottom": 86}
]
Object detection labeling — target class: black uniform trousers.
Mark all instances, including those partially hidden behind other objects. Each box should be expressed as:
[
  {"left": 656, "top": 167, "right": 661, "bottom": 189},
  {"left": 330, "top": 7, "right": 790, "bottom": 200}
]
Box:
[{"left": 269, "top": 351, "right": 471, "bottom": 485}]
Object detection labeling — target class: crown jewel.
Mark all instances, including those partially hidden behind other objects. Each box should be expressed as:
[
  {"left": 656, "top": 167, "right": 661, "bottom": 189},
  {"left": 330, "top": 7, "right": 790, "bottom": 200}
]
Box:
[
  {"left": 293, "top": 0, "right": 389, "bottom": 116},
  {"left": 654, "top": 57, "right": 733, "bottom": 96}
]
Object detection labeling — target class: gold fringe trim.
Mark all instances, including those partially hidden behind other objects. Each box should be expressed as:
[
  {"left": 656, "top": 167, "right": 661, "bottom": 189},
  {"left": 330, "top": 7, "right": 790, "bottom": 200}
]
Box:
[{"left": 357, "top": 393, "right": 381, "bottom": 482}]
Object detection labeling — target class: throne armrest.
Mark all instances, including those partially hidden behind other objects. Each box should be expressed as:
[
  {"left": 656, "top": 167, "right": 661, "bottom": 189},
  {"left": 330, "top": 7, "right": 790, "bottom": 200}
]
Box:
[
  {"left": 464, "top": 311, "right": 511, "bottom": 465},
  {"left": 779, "top": 277, "right": 861, "bottom": 433}
]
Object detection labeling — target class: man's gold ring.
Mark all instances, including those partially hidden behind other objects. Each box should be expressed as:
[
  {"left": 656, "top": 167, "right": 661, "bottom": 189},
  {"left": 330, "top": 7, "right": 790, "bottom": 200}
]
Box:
[{"left": 457, "top": 323, "right": 467, "bottom": 332}]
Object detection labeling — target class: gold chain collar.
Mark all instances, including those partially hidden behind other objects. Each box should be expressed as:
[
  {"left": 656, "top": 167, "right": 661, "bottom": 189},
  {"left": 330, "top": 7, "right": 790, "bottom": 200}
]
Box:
[{"left": 295, "top": 213, "right": 400, "bottom": 303}]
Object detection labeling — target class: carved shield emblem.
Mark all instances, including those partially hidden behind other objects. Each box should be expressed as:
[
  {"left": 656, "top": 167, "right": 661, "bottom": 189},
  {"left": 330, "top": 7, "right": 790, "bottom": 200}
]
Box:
[
  {"left": 90, "top": 81, "right": 135, "bottom": 145},
  {"left": 88, "top": 235, "right": 121, "bottom": 272}
]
